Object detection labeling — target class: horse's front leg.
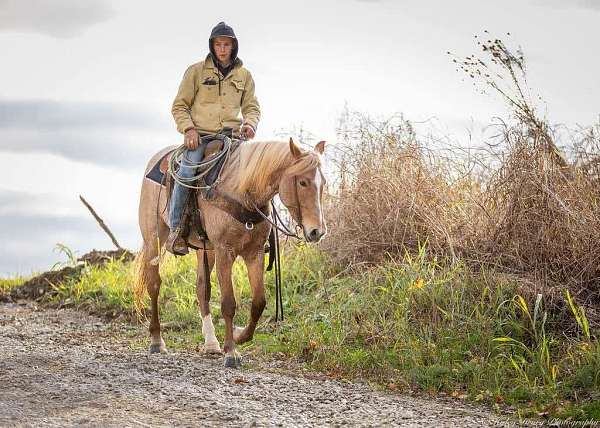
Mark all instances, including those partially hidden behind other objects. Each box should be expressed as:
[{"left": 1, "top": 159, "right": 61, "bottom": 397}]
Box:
[
  {"left": 234, "top": 248, "right": 266, "bottom": 344},
  {"left": 195, "top": 249, "right": 221, "bottom": 354},
  {"left": 215, "top": 248, "right": 241, "bottom": 368}
]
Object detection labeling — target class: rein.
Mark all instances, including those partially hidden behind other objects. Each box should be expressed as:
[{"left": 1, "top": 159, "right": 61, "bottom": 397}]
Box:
[
  {"left": 270, "top": 201, "right": 284, "bottom": 322},
  {"left": 248, "top": 198, "right": 302, "bottom": 240},
  {"left": 247, "top": 176, "right": 306, "bottom": 322},
  {"left": 246, "top": 177, "right": 304, "bottom": 240}
]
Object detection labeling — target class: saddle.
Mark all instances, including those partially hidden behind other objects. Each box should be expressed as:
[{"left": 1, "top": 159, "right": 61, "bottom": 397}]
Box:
[
  {"left": 161, "top": 138, "right": 228, "bottom": 251},
  {"left": 150, "top": 132, "right": 276, "bottom": 268}
]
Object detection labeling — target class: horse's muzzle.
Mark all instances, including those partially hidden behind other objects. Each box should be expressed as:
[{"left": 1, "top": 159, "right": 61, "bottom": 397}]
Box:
[{"left": 305, "top": 227, "right": 326, "bottom": 243}]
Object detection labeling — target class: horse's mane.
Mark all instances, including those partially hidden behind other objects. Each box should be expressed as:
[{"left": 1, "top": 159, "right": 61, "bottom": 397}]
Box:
[{"left": 236, "top": 140, "right": 321, "bottom": 195}]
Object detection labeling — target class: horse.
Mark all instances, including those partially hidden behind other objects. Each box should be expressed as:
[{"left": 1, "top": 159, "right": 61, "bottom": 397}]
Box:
[{"left": 134, "top": 138, "right": 327, "bottom": 368}]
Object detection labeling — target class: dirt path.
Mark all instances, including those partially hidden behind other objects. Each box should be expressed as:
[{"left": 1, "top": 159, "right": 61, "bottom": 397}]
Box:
[{"left": 0, "top": 302, "right": 519, "bottom": 427}]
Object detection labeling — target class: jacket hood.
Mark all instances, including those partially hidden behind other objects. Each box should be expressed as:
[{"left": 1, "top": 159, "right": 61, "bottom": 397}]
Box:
[{"left": 209, "top": 21, "right": 238, "bottom": 65}]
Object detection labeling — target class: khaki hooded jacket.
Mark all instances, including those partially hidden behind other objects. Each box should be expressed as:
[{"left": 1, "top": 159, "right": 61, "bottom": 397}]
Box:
[{"left": 171, "top": 54, "right": 260, "bottom": 135}]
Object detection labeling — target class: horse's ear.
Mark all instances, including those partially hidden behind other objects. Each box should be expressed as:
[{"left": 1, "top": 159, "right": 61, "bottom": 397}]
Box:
[
  {"left": 314, "top": 140, "right": 325, "bottom": 154},
  {"left": 289, "top": 137, "right": 302, "bottom": 158}
]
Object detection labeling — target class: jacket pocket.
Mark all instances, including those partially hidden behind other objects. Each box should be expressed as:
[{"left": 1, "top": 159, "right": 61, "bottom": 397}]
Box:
[
  {"left": 225, "top": 78, "right": 245, "bottom": 105},
  {"left": 199, "top": 82, "right": 218, "bottom": 103}
]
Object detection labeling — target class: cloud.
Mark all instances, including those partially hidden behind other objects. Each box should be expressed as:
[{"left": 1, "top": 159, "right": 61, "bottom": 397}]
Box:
[
  {"left": 534, "top": 0, "right": 600, "bottom": 11},
  {"left": 0, "top": 189, "right": 140, "bottom": 276},
  {"left": 0, "top": 99, "right": 166, "bottom": 131},
  {"left": 0, "top": 99, "right": 173, "bottom": 168},
  {"left": 0, "top": 0, "right": 114, "bottom": 38},
  {"left": 0, "top": 212, "right": 90, "bottom": 241},
  {"left": 0, "top": 188, "right": 31, "bottom": 213},
  {"left": 568, "top": 0, "right": 600, "bottom": 10},
  {"left": 0, "top": 210, "right": 95, "bottom": 275},
  {"left": 0, "top": 189, "right": 78, "bottom": 217},
  {"left": 0, "top": 211, "right": 122, "bottom": 276}
]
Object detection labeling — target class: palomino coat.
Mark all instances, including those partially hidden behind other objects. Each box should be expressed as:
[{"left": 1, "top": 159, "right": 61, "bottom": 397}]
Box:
[{"left": 171, "top": 55, "right": 260, "bottom": 135}]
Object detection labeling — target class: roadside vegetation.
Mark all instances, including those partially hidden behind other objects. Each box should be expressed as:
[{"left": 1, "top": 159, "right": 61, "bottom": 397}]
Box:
[
  {"left": 2, "top": 34, "right": 599, "bottom": 422},
  {"left": 2, "top": 244, "right": 598, "bottom": 421}
]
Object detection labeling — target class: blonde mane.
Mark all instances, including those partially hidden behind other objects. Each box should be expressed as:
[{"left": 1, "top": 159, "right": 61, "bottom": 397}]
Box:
[{"left": 236, "top": 140, "right": 321, "bottom": 196}]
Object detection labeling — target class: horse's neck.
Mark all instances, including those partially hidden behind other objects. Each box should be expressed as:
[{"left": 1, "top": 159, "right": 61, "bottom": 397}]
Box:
[{"left": 217, "top": 142, "right": 286, "bottom": 207}]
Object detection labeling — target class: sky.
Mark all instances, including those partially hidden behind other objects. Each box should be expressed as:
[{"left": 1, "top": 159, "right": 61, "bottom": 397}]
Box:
[{"left": 1, "top": 0, "right": 599, "bottom": 276}]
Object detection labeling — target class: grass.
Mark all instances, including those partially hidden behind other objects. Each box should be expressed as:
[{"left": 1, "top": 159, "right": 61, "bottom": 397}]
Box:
[
  {"left": 0, "top": 276, "right": 27, "bottom": 294},
  {"left": 3, "top": 244, "right": 598, "bottom": 421}
]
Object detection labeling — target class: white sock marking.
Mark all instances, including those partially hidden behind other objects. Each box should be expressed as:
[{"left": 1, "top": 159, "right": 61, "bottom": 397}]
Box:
[{"left": 202, "top": 315, "right": 218, "bottom": 345}]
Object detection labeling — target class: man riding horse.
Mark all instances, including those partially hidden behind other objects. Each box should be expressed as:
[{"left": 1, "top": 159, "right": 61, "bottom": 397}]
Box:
[{"left": 167, "top": 21, "right": 261, "bottom": 255}]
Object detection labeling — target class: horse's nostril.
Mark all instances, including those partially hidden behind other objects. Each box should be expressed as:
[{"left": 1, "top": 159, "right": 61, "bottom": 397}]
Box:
[{"left": 308, "top": 228, "right": 321, "bottom": 242}]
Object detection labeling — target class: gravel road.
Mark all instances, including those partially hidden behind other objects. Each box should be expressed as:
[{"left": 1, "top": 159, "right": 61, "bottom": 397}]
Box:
[{"left": 0, "top": 302, "right": 521, "bottom": 427}]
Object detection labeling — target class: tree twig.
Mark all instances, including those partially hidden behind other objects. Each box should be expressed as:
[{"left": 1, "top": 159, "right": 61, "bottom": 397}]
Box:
[{"left": 79, "top": 195, "right": 123, "bottom": 250}]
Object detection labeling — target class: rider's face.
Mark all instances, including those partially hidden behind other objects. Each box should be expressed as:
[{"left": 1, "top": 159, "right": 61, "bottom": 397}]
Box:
[{"left": 213, "top": 37, "right": 234, "bottom": 65}]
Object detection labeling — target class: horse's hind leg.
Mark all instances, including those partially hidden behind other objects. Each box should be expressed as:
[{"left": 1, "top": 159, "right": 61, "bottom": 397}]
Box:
[
  {"left": 146, "top": 256, "right": 168, "bottom": 353},
  {"left": 138, "top": 160, "right": 171, "bottom": 354},
  {"left": 195, "top": 249, "right": 221, "bottom": 354},
  {"left": 137, "top": 220, "right": 169, "bottom": 354},
  {"left": 234, "top": 249, "right": 266, "bottom": 345}
]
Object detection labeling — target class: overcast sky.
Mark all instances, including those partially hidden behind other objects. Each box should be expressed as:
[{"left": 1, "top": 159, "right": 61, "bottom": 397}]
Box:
[{"left": 1, "top": 0, "right": 599, "bottom": 275}]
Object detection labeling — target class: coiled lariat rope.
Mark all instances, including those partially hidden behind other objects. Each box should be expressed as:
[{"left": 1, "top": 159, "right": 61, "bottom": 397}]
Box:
[{"left": 167, "top": 134, "right": 233, "bottom": 190}]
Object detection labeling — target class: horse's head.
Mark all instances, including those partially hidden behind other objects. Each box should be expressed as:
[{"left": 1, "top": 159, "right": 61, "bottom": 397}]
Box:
[{"left": 278, "top": 138, "right": 327, "bottom": 243}]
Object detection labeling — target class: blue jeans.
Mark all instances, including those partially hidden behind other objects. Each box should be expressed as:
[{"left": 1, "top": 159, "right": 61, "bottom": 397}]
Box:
[{"left": 169, "top": 144, "right": 207, "bottom": 229}]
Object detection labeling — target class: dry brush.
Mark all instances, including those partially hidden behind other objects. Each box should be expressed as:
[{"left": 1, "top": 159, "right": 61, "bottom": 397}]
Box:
[{"left": 321, "top": 35, "right": 600, "bottom": 322}]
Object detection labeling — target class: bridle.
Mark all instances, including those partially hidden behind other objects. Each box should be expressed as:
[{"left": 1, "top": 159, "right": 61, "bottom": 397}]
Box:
[{"left": 248, "top": 172, "right": 322, "bottom": 241}]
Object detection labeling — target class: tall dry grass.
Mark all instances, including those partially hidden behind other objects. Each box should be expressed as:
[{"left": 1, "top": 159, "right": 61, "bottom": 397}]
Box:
[
  {"left": 479, "top": 121, "right": 600, "bottom": 306},
  {"left": 323, "top": 112, "right": 480, "bottom": 265},
  {"left": 321, "top": 35, "right": 600, "bottom": 317}
]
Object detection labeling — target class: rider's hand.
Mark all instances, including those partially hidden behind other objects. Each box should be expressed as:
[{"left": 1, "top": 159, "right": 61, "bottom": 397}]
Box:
[
  {"left": 240, "top": 123, "right": 255, "bottom": 140},
  {"left": 184, "top": 128, "right": 199, "bottom": 150}
]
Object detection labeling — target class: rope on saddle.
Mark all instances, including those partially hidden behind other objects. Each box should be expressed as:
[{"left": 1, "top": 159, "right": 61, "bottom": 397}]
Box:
[{"left": 167, "top": 134, "right": 234, "bottom": 190}]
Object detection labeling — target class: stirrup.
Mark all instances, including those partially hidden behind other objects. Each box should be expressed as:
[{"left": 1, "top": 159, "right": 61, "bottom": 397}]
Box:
[{"left": 165, "top": 227, "right": 189, "bottom": 256}]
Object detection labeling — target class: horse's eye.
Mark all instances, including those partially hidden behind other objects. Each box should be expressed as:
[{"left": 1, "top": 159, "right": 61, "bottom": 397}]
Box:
[{"left": 299, "top": 179, "right": 308, "bottom": 187}]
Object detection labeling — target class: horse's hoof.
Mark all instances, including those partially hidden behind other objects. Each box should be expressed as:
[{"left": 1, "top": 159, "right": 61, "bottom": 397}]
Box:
[
  {"left": 149, "top": 340, "right": 168, "bottom": 354},
  {"left": 201, "top": 341, "right": 222, "bottom": 355},
  {"left": 224, "top": 354, "right": 242, "bottom": 369}
]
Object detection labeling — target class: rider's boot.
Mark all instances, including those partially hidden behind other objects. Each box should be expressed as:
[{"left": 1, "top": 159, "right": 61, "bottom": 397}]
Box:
[
  {"left": 166, "top": 200, "right": 191, "bottom": 256},
  {"left": 165, "top": 226, "right": 189, "bottom": 256},
  {"left": 165, "top": 142, "right": 207, "bottom": 256}
]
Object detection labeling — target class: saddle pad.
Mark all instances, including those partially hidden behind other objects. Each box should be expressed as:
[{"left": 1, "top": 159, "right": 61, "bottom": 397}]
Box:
[{"left": 145, "top": 149, "right": 175, "bottom": 186}]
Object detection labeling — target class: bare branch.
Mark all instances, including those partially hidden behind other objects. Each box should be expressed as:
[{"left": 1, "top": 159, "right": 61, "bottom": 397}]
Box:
[{"left": 79, "top": 195, "right": 123, "bottom": 251}]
